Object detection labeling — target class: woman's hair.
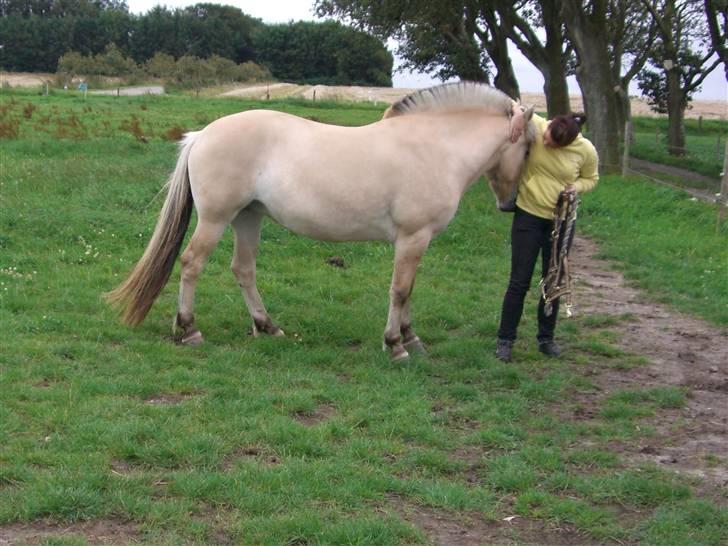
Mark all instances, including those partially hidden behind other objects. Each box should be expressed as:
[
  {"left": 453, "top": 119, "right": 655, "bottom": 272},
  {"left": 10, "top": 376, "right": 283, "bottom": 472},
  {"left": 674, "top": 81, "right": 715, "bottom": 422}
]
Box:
[{"left": 548, "top": 112, "right": 587, "bottom": 147}]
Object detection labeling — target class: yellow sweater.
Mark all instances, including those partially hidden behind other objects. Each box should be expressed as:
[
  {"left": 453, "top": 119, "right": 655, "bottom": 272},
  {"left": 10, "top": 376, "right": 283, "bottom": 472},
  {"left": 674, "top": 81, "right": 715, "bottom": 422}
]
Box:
[{"left": 516, "top": 114, "right": 600, "bottom": 219}]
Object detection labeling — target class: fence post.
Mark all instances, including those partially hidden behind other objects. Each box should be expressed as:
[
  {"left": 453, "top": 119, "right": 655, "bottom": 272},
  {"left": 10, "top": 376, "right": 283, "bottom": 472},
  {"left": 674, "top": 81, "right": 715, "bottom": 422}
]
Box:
[
  {"left": 717, "top": 141, "right": 728, "bottom": 233},
  {"left": 622, "top": 120, "right": 631, "bottom": 177},
  {"left": 718, "top": 134, "right": 723, "bottom": 163}
]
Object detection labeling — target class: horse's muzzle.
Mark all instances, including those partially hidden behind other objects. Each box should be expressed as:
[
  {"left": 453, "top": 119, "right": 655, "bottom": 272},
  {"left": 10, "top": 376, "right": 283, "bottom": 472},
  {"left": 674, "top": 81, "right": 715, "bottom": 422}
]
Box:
[{"left": 498, "top": 200, "right": 516, "bottom": 212}]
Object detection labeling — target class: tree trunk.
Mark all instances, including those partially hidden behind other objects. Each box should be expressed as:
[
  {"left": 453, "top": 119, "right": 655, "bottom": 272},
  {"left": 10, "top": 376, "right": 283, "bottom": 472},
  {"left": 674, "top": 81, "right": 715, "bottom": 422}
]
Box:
[
  {"left": 541, "top": 0, "right": 571, "bottom": 116},
  {"left": 496, "top": 0, "right": 570, "bottom": 115},
  {"left": 543, "top": 61, "right": 571, "bottom": 116},
  {"left": 492, "top": 54, "right": 520, "bottom": 99},
  {"left": 615, "top": 85, "right": 631, "bottom": 140},
  {"left": 574, "top": 60, "right": 623, "bottom": 173},
  {"left": 479, "top": 7, "right": 521, "bottom": 99},
  {"left": 561, "top": 1, "right": 623, "bottom": 173},
  {"left": 666, "top": 63, "right": 686, "bottom": 155}
]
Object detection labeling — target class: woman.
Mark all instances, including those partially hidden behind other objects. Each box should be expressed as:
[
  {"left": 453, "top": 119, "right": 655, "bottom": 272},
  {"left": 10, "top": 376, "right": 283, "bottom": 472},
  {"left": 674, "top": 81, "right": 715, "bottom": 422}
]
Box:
[{"left": 495, "top": 110, "right": 599, "bottom": 363}]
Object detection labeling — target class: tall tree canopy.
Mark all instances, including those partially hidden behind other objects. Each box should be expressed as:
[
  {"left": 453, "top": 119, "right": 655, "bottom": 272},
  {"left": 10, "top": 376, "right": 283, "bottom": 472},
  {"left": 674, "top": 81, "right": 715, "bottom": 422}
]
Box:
[
  {"left": 316, "top": 0, "right": 521, "bottom": 96},
  {"left": 254, "top": 21, "right": 392, "bottom": 86},
  {"left": 0, "top": 1, "right": 393, "bottom": 86}
]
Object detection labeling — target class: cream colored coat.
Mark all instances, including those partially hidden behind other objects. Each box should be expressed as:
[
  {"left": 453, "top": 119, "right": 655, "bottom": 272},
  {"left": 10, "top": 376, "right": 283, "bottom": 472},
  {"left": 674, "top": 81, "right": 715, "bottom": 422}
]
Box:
[{"left": 107, "top": 82, "right": 535, "bottom": 360}]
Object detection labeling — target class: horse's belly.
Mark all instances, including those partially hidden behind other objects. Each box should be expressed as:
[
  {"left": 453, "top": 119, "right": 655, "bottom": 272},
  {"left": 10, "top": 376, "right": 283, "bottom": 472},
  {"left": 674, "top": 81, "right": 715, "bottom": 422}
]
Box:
[{"left": 261, "top": 198, "right": 396, "bottom": 242}]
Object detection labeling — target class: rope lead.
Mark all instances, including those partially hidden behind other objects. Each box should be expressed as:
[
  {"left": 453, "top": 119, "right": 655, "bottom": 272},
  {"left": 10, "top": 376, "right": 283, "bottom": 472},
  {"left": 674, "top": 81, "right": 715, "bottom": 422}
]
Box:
[{"left": 540, "top": 191, "right": 579, "bottom": 318}]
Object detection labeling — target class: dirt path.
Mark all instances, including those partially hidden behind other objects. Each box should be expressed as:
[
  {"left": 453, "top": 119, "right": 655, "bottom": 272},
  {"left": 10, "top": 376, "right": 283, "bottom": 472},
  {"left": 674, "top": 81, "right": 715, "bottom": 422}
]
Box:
[
  {"left": 628, "top": 158, "right": 723, "bottom": 202},
  {"left": 90, "top": 85, "right": 164, "bottom": 96},
  {"left": 570, "top": 236, "right": 728, "bottom": 494}
]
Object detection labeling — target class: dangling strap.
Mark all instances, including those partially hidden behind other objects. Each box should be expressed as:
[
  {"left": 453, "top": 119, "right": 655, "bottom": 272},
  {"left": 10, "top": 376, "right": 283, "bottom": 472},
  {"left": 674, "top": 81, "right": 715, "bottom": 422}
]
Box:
[{"left": 540, "top": 191, "right": 579, "bottom": 317}]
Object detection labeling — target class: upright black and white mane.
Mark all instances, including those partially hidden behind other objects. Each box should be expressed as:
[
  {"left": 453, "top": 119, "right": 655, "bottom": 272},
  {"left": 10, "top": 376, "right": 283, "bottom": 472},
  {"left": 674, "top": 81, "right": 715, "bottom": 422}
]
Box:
[{"left": 387, "top": 82, "right": 514, "bottom": 117}]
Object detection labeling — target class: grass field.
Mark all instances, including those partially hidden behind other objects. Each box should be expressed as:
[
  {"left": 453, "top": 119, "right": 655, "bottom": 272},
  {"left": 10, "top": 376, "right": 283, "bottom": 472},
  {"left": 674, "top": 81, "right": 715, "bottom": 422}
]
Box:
[
  {"left": 630, "top": 117, "right": 726, "bottom": 180},
  {"left": 1, "top": 89, "right": 727, "bottom": 545}
]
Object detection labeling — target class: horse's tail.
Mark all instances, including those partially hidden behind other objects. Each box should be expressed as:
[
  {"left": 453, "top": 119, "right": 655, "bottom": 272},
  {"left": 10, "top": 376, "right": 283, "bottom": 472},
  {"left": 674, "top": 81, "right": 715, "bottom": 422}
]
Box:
[{"left": 105, "top": 131, "right": 199, "bottom": 326}]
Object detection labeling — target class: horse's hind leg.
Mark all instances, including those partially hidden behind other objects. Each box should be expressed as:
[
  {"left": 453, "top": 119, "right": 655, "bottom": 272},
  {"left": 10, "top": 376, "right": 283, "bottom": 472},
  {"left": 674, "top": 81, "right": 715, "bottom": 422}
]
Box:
[
  {"left": 231, "top": 209, "right": 284, "bottom": 337},
  {"left": 401, "top": 295, "right": 427, "bottom": 355},
  {"left": 384, "top": 230, "right": 431, "bottom": 361},
  {"left": 175, "top": 219, "right": 227, "bottom": 345}
]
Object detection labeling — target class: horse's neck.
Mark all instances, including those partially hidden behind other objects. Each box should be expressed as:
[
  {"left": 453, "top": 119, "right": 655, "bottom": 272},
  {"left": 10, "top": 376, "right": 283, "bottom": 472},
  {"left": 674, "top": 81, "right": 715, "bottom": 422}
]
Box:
[{"left": 431, "top": 110, "right": 509, "bottom": 192}]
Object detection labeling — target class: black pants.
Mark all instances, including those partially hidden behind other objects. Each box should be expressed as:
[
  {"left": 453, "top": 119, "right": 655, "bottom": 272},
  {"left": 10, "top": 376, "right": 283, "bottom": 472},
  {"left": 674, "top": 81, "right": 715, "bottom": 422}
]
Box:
[{"left": 497, "top": 206, "right": 572, "bottom": 342}]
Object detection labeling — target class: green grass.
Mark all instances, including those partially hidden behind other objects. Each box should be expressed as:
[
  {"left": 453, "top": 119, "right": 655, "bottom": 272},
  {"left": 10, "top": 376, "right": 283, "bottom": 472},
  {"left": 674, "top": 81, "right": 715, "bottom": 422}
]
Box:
[
  {"left": 1, "top": 90, "right": 727, "bottom": 545},
  {"left": 579, "top": 175, "right": 728, "bottom": 326},
  {"left": 630, "top": 117, "right": 726, "bottom": 179}
]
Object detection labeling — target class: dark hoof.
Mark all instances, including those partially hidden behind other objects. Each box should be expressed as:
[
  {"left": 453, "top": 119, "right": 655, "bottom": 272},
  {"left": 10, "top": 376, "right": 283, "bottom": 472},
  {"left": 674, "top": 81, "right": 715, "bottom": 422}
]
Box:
[{"left": 383, "top": 342, "right": 410, "bottom": 362}]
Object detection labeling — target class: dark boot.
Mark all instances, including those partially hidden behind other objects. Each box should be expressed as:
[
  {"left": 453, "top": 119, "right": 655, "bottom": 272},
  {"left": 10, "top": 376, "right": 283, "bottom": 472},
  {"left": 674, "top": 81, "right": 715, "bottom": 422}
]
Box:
[
  {"left": 538, "top": 339, "right": 561, "bottom": 357},
  {"left": 495, "top": 338, "right": 513, "bottom": 362}
]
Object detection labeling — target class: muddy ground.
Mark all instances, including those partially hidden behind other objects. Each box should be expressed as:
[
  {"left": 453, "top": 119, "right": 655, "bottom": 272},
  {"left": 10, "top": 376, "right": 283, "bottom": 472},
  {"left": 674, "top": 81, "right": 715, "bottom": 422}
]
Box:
[{"left": 569, "top": 236, "right": 728, "bottom": 495}]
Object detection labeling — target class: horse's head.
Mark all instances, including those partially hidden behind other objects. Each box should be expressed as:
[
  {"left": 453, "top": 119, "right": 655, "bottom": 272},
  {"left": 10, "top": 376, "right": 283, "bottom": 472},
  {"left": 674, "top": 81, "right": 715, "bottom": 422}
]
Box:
[{"left": 486, "top": 103, "right": 535, "bottom": 212}]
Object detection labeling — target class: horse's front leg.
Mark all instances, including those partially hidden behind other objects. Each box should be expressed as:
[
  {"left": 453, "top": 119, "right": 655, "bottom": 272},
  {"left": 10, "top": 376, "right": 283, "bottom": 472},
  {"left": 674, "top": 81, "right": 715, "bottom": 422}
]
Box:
[{"left": 384, "top": 230, "right": 431, "bottom": 361}]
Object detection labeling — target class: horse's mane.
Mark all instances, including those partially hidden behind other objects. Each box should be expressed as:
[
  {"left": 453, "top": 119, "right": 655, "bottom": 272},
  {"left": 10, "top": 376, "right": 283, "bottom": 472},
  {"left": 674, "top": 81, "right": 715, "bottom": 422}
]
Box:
[{"left": 384, "top": 82, "right": 513, "bottom": 118}]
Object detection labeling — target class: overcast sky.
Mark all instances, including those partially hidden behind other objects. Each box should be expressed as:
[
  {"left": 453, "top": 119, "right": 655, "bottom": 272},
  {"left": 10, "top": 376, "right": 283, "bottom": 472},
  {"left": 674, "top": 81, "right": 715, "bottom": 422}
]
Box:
[{"left": 126, "top": 0, "right": 727, "bottom": 101}]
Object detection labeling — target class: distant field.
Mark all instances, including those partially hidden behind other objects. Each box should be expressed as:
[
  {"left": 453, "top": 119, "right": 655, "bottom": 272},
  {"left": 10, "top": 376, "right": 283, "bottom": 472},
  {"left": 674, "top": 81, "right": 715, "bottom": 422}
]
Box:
[
  {"left": 3, "top": 71, "right": 726, "bottom": 118},
  {"left": 1, "top": 90, "right": 727, "bottom": 545}
]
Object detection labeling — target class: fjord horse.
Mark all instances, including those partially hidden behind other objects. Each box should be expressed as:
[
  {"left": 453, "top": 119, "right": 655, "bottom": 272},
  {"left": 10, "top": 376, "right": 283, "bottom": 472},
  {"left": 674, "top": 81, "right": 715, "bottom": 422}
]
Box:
[{"left": 107, "top": 82, "right": 535, "bottom": 360}]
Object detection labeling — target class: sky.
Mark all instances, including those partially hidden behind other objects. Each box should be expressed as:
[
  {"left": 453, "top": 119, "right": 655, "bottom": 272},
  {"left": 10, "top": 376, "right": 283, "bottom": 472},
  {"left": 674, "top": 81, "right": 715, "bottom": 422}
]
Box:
[{"left": 126, "top": 0, "right": 727, "bottom": 101}]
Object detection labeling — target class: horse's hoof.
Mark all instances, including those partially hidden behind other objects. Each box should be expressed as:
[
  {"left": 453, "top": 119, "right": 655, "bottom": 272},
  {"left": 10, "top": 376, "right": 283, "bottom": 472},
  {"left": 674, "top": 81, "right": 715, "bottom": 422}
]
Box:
[
  {"left": 179, "top": 330, "right": 203, "bottom": 346},
  {"left": 403, "top": 336, "right": 427, "bottom": 355},
  {"left": 390, "top": 346, "right": 410, "bottom": 362}
]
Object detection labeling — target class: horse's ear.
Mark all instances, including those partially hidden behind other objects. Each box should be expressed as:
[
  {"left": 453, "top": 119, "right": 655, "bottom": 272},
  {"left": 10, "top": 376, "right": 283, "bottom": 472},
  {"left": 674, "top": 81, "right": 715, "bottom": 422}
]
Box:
[
  {"left": 509, "top": 103, "right": 536, "bottom": 143},
  {"left": 509, "top": 104, "right": 526, "bottom": 143}
]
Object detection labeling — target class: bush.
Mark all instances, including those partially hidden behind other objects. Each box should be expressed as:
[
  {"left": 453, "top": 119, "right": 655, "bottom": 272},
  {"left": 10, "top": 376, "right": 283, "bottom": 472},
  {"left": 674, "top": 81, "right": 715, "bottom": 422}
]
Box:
[
  {"left": 144, "top": 53, "right": 177, "bottom": 79},
  {"left": 95, "top": 44, "right": 138, "bottom": 77},
  {"left": 56, "top": 50, "right": 272, "bottom": 90},
  {"left": 236, "top": 61, "right": 271, "bottom": 83}
]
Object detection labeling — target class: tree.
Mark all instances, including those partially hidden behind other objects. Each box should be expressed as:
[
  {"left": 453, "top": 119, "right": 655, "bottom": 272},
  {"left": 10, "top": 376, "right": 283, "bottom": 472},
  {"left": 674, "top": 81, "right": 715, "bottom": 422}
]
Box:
[
  {"left": 0, "top": 15, "right": 75, "bottom": 71},
  {"left": 559, "top": 0, "right": 656, "bottom": 172},
  {"left": 143, "top": 52, "right": 177, "bottom": 79},
  {"left": 315, "top": 0, "right": 521, "bottom": 96},
  {"left": 639, "top": 0, "right": 720, "bottom": 155},
  {"left": 495, "top": 0, "right": 573, "bottom": 115},
  {"left": 174, "top": 54, "right": 215, "bottom": 91},
  {"left": 315, "top": 0, "right": 593, "bottom": 118},
  {"left": 95, "top": 42, "right": 137, "bottom": 76},
  {"left": 179, "top": 4, "right": 262, "bottom": 63},
  {"left": 704, "top": 0, "right": 727, "bottom": 81},
  {"left": 254, "top": 21, "right": 392, "bottom": 86}
]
